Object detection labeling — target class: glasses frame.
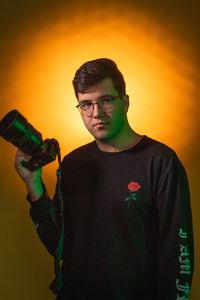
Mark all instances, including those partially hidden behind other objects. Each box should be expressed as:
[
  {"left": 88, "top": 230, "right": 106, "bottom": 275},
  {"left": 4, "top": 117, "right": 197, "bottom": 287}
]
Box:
[{"left": 76, "top": 95, "right": 123, "bottom": 116}]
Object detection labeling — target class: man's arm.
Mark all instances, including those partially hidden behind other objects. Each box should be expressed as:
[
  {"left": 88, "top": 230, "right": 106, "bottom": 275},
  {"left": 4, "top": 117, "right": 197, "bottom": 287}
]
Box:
[
  {"left": 156, "top": 153, "right": 194, "bottom": 299},
  {"left": 14, "top": 149, "right": 44, "bottom": 201},
  {"left": 15, "top": 149, "right": 60, "bottom": 255}
]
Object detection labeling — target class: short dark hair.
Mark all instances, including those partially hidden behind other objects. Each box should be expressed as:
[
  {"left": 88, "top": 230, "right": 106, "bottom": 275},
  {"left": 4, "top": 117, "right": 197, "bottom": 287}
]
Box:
[{"left": 72, "top": 58, "right": 126, "bottom": 98}]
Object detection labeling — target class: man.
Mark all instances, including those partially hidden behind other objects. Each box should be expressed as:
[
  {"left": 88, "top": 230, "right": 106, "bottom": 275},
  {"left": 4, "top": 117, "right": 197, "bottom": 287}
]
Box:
[{"left": 15, "top": 58, "right": 194, "bottom": 299}]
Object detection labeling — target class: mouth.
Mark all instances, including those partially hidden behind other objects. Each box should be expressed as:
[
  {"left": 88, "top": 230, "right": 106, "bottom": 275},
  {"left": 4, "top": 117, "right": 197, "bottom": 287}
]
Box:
[{"left": 93, "top": 121, "right": 109, "bottom": 128}]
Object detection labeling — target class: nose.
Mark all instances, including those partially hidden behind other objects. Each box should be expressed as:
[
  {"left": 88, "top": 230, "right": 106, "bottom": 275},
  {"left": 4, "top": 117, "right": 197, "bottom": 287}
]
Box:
[{"left": 92, "top": 103, "right": 103, "bottom": 118}]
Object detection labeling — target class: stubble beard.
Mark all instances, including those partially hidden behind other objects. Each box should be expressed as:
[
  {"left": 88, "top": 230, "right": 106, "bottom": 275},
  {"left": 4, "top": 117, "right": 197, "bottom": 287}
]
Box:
[{"left": 92, "top": 127, "right": 110, "bottom": 142}]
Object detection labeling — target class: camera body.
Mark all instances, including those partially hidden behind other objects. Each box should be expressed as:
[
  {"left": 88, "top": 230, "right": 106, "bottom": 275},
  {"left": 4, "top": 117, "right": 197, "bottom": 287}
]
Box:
[{"left": 22, "top": 138, "right": 59, "bottom": 171}]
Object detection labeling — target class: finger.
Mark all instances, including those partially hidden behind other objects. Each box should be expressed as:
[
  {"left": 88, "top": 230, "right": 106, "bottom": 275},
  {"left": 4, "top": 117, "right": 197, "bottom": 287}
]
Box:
[
  {"left": 16, "top": 149, "right": 26, "bottom": 156},
  {"left": 16, "top": 149, "right": 32, "bottom": 160}
]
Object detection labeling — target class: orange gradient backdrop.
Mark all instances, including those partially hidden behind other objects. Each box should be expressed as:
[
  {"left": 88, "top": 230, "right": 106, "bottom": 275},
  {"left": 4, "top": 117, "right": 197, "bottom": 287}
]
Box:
[
  {"left": 0, "top": 2, "right": 199, "bottom": 299},
  {"left": 3, "top": 6, "right": 197, "bottom": 157}
]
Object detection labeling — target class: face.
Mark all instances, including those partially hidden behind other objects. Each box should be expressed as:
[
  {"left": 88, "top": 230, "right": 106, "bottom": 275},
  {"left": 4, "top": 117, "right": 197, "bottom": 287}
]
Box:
[{"left": 77, "top": 78, "right": 129, "bottom": 143}]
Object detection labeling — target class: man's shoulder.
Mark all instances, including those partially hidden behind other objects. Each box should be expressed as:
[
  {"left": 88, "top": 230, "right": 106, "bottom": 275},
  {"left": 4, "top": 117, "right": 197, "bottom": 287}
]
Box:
[
  {"left": 142, "top": 135, "right": 184, "bottom": 172},
  {"left": 139, "top": 135, "right": 176, "bottom": 157},
  {"left": 139, "top": 135, "right": 184, "bottom": 168},
  {"left": 62, "top": 141, "right": 96, "bottom": 164}
]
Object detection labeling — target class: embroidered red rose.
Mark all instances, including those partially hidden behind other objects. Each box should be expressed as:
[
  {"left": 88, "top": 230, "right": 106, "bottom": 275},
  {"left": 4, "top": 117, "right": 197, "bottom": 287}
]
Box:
[
  {"left": 125, "top": 181, "right": 141, "bottom": 208},
  {"left": 128, "top": 181, "right": 141, "bottom": 192}
]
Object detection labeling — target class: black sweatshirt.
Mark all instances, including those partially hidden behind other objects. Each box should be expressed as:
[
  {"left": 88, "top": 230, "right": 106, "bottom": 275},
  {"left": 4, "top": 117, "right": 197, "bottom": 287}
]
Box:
[{"left": 29, "top": 136, "right": 194, "bottom": 300}]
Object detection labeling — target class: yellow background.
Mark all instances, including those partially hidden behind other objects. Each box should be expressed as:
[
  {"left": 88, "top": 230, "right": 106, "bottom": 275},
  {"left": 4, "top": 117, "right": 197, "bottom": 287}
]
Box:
[{"left": 0, "top": 0, "right": 199, "bottom": 299}]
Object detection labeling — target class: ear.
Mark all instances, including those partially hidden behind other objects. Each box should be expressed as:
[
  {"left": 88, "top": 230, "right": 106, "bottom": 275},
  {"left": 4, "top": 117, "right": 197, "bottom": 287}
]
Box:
[{"left": 122, "top": 95, "right": 129, "bottom": 113}]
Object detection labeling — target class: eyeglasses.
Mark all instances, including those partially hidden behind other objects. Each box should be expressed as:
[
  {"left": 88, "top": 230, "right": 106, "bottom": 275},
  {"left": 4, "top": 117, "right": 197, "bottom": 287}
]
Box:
[{"left": 76, "top": 95, "right": 122, "bottom": 116}]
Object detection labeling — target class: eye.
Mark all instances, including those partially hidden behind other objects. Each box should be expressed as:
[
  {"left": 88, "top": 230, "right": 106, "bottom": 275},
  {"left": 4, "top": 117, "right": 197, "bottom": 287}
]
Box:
[
  {"left": 81, "top": 102, "right": 92, "bottom": 109},
  {"left": 100, "top": 97, "right": 114, "bottom": 105}
]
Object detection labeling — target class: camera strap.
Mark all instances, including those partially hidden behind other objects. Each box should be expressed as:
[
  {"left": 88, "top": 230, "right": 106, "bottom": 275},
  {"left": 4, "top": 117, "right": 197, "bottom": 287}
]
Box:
[{"left": 49, "top": 144, "right": 64, "bottom": 295}]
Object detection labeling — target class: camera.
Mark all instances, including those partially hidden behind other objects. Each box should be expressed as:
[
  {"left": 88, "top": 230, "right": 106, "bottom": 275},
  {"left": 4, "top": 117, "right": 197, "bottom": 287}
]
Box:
[{"left": 0, "top": 109, "right": 59, "bottom": 171}]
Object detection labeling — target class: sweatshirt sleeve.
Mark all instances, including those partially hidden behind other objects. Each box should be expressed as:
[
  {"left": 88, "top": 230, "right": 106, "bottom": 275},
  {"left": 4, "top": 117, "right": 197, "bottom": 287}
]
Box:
[
  {"left": 156, "top": 152, "right": 194, "bottom": 299},
  {"left": 28, "top": 186, "right": 60, "bottom": 256}
]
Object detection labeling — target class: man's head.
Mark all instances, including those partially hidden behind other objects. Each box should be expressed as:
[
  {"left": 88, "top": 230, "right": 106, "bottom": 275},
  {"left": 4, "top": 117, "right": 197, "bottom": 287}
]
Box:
[
  {"left": 73, "top": 58, "right": 130, "bottom": 146},
  {"left": 73, "top": 58, "right": 126, "bottom": 98}
]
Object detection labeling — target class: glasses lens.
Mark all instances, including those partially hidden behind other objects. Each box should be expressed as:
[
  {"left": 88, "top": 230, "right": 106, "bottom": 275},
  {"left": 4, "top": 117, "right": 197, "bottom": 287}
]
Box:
[
  {"left": 100, "top": 97, "right": 114, "bottom": 109},
  {"left": 85, "top": 106, "right": 93, "bottom": 116}
]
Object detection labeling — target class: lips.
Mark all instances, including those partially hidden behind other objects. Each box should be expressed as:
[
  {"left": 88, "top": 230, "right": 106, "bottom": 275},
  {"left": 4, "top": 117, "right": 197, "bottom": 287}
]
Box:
[{"left": 93, "top": 121, "right": 108, "bottom": 127}]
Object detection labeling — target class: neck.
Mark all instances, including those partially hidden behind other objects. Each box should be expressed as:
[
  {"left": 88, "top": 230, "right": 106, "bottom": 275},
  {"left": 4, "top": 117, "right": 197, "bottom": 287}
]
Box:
[{"left": 95, "top": 123, "right": 142, "bottom": 152}]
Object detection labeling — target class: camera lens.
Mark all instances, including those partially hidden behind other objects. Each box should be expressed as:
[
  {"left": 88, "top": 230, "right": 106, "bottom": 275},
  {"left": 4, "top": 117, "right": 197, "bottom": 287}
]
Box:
[{"left": 0, "top": 110, "right": 43, "bottom": 155}]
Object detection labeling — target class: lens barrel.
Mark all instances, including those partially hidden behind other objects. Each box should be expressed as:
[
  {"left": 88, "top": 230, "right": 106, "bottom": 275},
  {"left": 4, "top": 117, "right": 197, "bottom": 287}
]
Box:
[{"left": 0, "top": 110, "right": 43, "bottom": 155}]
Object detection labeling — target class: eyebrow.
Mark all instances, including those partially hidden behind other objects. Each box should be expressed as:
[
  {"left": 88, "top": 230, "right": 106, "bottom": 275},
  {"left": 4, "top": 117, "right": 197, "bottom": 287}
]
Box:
[{"left": 78, "top": 94, "right": 113, "bottom": 104}]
